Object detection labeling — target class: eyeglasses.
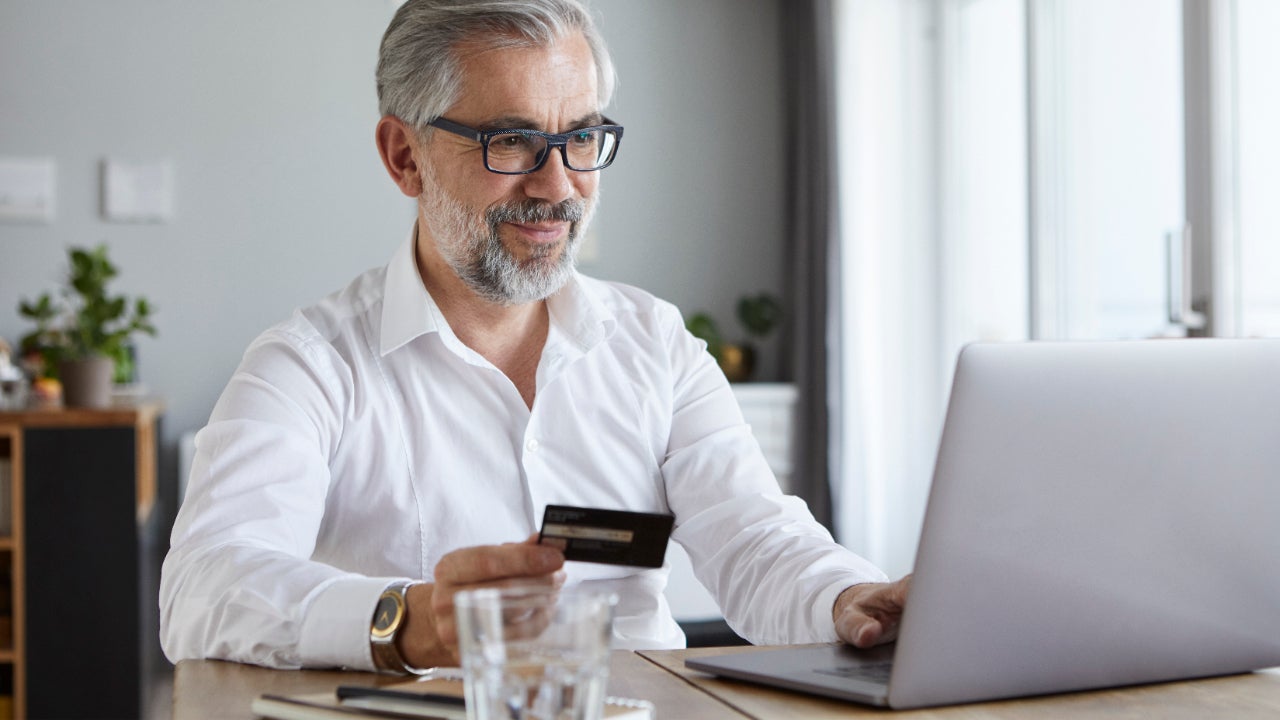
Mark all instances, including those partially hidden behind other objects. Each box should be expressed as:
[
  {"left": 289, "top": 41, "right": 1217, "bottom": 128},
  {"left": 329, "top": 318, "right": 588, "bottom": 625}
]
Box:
[{"left": 426, "top": 116, "right": 624, "bottom": 175}]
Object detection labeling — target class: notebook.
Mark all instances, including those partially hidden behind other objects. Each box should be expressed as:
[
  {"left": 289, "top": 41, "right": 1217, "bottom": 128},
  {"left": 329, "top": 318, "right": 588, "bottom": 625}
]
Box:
[
  {"left": 251, "top": 669, "right": 654, "bottom": 719},
  {"left": 687, "top": 339, "right": 1280, "bottom": 709}
]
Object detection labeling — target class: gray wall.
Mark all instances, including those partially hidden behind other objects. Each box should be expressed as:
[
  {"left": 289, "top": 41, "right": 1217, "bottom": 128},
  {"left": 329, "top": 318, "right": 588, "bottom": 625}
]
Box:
[{"left": 0, "top": 0, "right": 785, "bottom": 495}]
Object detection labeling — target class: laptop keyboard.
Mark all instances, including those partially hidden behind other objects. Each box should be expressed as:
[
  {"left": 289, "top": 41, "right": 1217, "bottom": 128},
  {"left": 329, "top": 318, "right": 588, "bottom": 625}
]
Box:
[{"left": 815, "top": 661, "right": 894, "bottom": 685}]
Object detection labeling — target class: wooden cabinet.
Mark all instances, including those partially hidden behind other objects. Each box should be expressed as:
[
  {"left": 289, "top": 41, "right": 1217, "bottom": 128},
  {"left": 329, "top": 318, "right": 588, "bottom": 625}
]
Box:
[
  {"left": 0, "top": 424, "right": 26, "bottom": 720},
  {"left": 0, "top": 400, "right": 165, "bottom": 720}
]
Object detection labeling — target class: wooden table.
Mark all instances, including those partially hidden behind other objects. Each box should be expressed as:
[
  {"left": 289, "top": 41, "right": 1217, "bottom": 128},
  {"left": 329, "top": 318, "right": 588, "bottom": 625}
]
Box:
[
  {"left": 175, "top": 645, "right": 1280, "bottom": 719},
  {"left": 175, "top": 650, "right": 738, "bottom": 719}
]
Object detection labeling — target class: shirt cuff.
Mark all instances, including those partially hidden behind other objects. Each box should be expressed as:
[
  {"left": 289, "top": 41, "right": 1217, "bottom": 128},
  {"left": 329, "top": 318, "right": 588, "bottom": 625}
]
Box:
[
  {"left": 810, "top": 580, "right": 850, "bottom": 642},
  {"left": 298, "top": 575, "right": 413, "bottom": 670}
]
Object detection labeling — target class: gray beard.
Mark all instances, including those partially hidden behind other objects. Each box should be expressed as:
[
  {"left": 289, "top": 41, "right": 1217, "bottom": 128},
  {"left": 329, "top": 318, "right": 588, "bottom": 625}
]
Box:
[{"left": 421, "top": 169, "right": 597, "bottom": 306}]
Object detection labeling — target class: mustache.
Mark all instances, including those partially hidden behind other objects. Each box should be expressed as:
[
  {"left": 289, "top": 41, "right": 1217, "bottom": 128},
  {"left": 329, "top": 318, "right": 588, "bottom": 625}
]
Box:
[{"left": 487, "top": 198, "right": 585, "bottom": 226}]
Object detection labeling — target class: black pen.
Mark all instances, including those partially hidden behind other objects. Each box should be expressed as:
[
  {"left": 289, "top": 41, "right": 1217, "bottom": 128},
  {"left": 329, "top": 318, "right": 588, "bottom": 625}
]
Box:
[
  {"left": 336, "top": 684, "right": 469, "bottom": 716},
  {"left": 337, "top": 685, "right": 466, "bottom": 705}
]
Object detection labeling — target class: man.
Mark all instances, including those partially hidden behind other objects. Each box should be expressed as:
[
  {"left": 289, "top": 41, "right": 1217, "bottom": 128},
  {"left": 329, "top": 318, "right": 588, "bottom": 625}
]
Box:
[{"left": 160, "top": 0, "right": 909, "bottom": 673}]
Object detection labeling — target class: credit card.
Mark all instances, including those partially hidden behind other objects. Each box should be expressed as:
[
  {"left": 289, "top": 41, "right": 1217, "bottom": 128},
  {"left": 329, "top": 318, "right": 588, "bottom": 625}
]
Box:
[{"left": 538, "top": 505, "right": 675, "bottom": 568}]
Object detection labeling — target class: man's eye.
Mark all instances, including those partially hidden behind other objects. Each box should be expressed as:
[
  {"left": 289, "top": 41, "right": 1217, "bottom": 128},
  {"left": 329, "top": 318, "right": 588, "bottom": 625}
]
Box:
[
  {"left": 569, "top": 131, "right": 598, "bottom": 147},
  {"left": 491, "top": 134, "right": 537, "bottom": 151}
]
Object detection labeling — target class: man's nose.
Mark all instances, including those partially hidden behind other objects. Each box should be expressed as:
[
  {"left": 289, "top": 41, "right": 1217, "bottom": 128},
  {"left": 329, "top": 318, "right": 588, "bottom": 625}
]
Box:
[{"left": 521, "top": 145, "right": 576, "bottom": 204}]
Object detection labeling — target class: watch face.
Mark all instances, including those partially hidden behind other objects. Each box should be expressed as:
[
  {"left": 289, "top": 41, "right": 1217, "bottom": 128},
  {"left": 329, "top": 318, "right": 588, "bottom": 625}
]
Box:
[{"left": 371, "top": 591, "right": 404, "bottom": 639}]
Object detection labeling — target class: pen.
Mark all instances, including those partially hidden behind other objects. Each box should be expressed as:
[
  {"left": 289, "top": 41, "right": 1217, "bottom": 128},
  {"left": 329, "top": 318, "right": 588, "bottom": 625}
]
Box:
[{"left": 336, "top": 685, "right": 467, "bottom": 707}]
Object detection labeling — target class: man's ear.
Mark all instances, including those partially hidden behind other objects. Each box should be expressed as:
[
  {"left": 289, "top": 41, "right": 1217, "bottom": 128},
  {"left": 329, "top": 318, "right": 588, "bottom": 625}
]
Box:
[{"left": 376, "top": 115, "right": 425, "bottom": 198}]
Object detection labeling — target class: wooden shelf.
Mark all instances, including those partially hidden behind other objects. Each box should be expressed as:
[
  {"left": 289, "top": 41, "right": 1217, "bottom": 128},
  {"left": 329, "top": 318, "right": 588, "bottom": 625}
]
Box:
[
  {"left": 0, "top": 397, "right": 162, "bottom": 428},
  {"left": 0, "top": 649, "right": 13, "bottom": 664},
  {"left": 0, "top": 538, "right": 13, "bottom": 551}
]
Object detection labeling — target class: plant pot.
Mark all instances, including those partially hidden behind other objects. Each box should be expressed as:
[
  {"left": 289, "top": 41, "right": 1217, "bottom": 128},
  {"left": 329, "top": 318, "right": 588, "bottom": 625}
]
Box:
[
  {"left": 718, "top": 343, "right": 755, "bottom": 383},
  {"left": 59, "top": 355, "right": 115, "bottom": 408}
]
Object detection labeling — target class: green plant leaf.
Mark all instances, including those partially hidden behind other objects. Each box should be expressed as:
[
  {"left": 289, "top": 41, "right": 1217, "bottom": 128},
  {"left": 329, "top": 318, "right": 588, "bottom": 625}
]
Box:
[
  {"left": 14, "top": 243, "right": 157, "bottom": 376},
  {"left": 736, "top": 293, "right": 783, "bottom": 338},
  {"left": 686, "top": 313, "right": 720, "bottom": 343},
  {"left": 685, "top": 312, "right": 724, "bottom": 358}
]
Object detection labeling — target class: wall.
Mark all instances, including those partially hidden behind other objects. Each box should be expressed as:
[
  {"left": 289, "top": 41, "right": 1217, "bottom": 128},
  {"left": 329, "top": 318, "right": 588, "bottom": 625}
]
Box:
[
  {"left": 0, "top": 0, "right": 785, "bottom": 500},
  {"left": 592, "top": 0, "right": 786, "bottom": 372}
]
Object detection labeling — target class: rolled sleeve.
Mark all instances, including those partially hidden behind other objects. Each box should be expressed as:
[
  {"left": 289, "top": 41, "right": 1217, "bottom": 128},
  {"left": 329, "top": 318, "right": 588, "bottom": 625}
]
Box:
[{"left": 660, "top": 302, "right": 887, "bottom": 644}]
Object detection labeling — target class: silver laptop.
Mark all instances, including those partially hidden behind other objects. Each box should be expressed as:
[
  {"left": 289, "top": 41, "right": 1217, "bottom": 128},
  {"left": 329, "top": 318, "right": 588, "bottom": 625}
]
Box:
[{"left": 687, "top": 339, "right": 1280, "bottom": 709}]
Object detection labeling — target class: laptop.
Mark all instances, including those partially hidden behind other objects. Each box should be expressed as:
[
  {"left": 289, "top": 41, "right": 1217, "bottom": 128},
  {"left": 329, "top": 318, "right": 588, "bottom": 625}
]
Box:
[{"left": 687, "top": 339, "right": 1280, "bottom": 709}]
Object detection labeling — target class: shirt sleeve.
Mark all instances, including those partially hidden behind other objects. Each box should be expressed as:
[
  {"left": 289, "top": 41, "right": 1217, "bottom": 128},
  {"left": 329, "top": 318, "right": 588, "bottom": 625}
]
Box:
[
  {"left": 656, "top": 303, "right": 888, "bottom": 644},
  {"left": 158, "top": 322, "right": 403, "bottom": 669}
]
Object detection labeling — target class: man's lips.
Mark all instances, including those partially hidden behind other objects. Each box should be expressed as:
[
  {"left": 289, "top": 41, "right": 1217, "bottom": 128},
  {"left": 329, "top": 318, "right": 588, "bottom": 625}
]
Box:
[{"left": 506, "top": 221, "right": 570, "bottom": 244}]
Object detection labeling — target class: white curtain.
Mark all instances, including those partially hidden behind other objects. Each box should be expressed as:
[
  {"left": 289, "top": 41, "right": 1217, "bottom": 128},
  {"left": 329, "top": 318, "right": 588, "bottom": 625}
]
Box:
[
  {"left": 831, "top": 0, "right": 941, "bottom": 577},
  {"left": 831, "top": 0, "right": 1028, "bottom": 577}
]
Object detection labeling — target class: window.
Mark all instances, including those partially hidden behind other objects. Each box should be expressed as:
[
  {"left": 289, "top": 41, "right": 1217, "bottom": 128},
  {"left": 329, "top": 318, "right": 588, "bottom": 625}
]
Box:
[
  {"left": 1030, "top": 0, "right": 1186, "bottom": 340},
  {"left": 832, "top": 0, "right": 1276, "bottom": 577},
  {"left": 1236, "top": 0, "right": 1280, "bottom": 336}
]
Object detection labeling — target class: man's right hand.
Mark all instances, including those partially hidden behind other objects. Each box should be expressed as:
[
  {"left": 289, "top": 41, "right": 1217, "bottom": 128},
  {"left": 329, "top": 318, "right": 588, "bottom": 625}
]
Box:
[{"left": 396, "top": 535, "right": 566, "bottom": 667}]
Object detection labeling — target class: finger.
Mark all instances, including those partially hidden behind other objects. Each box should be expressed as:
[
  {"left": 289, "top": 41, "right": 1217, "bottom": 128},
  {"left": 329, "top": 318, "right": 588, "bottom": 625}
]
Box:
[
  {"left": 429, "top": 572, "right": 562, "bottom": 623},
  {"left": 502, "top": 605, "right": 555, "bottom": 641},
  {"left": 430, "top": 570, "right": 566, "bottom": 650},
  {"left": 841, "top": 607, "right": 901, "bottom": 648},
  {"left": 434, "top": 577, "right": 563, "bottom": 651},
  {"left": 854, "top": 618, "right": 884, "bottom": 648},
  {"left": 444, "top": 572, "right": 564, "bottom": 598},
  {"left": 435, "top": 543, "right": 564, "bottom": 585},
  {"left": 835, "top": 604, "right": 883, "bottom": 648}
]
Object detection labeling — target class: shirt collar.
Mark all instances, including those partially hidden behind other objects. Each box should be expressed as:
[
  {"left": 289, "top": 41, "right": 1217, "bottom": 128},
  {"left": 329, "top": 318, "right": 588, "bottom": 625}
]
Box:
[
  {"left": 379, "top": 225, "right": 443, "bottom": 357},
  {"left": 378, "top": 224, "right": 617, "bottom": 357},
  {"left": 546, "top": 270, "right": 617, "bottom": 354}
]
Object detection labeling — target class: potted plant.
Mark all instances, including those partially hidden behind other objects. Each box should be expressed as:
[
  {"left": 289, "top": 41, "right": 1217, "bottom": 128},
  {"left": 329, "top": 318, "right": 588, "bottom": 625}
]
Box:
[
  {"left": 17, "top": 244, "right": 156, "bottom": 408},
  {"left": 685, "top": 311, "right": 724, "bottom": 364},
  {"left": 685, "top": 292, "right": 783, "bottom": 383}
]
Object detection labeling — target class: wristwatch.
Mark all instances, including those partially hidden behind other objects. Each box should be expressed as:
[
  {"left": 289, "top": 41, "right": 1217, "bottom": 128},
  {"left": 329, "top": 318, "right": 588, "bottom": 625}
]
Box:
[{"left": 370, "top": 581, "right": 429, "bottom": 675}]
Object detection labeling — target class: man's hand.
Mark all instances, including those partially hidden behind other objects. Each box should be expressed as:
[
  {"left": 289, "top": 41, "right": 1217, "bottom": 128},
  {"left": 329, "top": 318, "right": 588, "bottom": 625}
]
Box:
[
  {"left": 397, "top": 534, "right": 565, "bottom": 667},
  {"left": 833, "top": 575, "right": 912, "bottom": 648}
]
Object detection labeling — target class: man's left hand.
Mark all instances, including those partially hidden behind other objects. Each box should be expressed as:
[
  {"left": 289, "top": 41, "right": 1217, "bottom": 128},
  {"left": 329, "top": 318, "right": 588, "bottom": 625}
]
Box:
[{"left": 833, "top": 575, "right": 912, "bottom": 648}]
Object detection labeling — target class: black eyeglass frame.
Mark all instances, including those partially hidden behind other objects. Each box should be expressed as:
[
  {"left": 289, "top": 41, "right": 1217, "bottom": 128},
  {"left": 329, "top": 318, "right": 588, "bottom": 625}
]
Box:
[{"left": 426, "top": 116, "right": 624, "bottom": 175}]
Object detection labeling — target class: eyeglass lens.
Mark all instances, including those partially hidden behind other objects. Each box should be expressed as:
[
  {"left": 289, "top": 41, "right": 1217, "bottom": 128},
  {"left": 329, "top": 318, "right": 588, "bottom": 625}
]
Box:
[{"left": 486, "top": 128, "right": 619, "bottom": 173}]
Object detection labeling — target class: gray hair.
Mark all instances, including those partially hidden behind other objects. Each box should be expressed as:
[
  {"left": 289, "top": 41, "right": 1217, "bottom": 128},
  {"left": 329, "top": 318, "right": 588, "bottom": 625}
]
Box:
[{"left": 377, "top": 0, "right": 617, "bottom": 129}]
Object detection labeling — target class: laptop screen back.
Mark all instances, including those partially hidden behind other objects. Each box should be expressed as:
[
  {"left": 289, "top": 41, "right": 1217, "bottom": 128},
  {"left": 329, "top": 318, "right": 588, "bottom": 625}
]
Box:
[{"left": 889, "top": 339, "right": 1280, "bottom": 708}]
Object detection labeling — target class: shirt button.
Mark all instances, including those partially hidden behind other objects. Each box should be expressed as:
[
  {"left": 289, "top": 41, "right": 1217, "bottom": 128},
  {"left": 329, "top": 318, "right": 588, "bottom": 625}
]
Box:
[{"left": 526, "top": 438, "right": 540, "bottom": 452}]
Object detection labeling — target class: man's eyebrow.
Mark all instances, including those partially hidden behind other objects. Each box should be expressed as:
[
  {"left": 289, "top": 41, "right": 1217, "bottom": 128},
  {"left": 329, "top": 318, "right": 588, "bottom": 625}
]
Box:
[
  {"left": 566, "top": 112, "right": 604, "bottom": 130},
  {"left": 479, "top": 113, "right": 604, "bottom": 133},
  {"left": 478, "top": 115, "right": 538, "bottom": 131}
]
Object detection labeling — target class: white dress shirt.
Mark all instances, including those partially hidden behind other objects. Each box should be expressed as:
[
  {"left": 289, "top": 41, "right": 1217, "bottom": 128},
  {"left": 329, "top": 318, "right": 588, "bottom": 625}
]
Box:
[{"left": 159, "top": 232, "right": 887, "bottom": 670}]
